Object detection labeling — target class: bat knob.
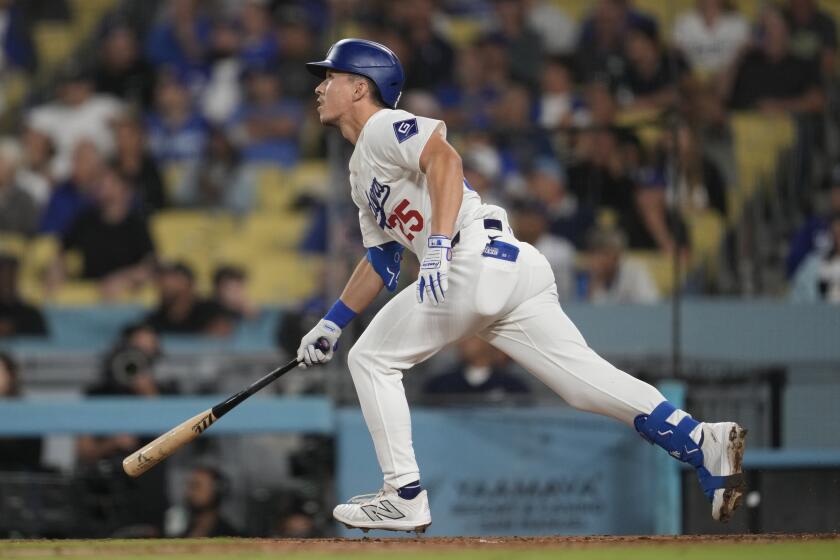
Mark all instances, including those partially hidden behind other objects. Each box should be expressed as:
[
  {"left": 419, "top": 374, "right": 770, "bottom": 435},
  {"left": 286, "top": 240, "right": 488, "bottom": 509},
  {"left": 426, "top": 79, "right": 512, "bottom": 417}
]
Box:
[{"left": 315, "top": 337, "right": 331, "bottom": 353}]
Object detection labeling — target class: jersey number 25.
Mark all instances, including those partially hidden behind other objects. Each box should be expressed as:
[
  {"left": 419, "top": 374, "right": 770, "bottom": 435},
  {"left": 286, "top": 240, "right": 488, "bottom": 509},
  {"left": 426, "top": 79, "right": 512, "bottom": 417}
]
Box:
[{"left": 387, "top": 199, "right": 424, "bottom": 241}]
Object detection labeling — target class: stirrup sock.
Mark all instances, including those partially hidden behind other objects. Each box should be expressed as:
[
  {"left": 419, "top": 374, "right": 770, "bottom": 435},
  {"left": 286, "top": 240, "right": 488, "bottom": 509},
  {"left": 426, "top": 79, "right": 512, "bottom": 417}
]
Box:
[{"left": 397, "top": 480, "right": 422, "bottom": 500}]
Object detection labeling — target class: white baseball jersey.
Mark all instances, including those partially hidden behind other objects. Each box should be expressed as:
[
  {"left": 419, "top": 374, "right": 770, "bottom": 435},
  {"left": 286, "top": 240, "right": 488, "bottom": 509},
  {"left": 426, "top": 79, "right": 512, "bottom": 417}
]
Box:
[
  {"left": 343, "top": 108, "right": 667, "bottom": 493},
  {"left": 348, "top": 108, "right": 484, "bottom": 256}
]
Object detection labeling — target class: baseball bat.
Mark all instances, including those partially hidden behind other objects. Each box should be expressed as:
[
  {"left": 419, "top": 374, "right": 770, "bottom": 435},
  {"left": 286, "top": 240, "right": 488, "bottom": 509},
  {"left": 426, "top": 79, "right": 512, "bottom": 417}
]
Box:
[{"left": 122, "top": 338, "right": 331, "bottom": 478}]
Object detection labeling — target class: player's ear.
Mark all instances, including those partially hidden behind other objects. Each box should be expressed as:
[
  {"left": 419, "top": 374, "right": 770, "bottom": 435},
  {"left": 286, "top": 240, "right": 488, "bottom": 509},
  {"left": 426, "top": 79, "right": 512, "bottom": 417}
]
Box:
[{"left": 352, "top": 78, "right": 366, "bottom": 102}]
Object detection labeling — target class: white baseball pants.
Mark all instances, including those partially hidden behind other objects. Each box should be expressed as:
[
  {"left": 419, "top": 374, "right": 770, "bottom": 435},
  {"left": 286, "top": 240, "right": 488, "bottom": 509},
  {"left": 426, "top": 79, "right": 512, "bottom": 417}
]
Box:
[{"left": 347, "top": 219, "right": 666, "bottom": 490}]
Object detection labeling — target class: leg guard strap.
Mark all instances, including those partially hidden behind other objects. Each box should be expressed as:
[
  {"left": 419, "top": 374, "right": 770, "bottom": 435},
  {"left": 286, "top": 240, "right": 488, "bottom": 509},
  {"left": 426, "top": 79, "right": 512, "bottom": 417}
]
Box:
[{"left": 634, "top": 401, "right": 704, "bottom": 468}]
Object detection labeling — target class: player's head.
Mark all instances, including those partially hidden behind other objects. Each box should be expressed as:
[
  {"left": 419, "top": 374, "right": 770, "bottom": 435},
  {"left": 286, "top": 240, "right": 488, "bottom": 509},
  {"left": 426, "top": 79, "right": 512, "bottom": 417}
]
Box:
[{"left": 306, "top": 38, "right": 404, "bottom": 125}]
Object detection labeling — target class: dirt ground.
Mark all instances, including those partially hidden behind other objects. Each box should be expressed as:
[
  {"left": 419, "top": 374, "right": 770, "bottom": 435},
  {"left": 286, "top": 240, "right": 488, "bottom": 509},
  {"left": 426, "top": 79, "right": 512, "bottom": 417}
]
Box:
[{"left": 3, "top": 533, "right": 838, "bottom": 557}]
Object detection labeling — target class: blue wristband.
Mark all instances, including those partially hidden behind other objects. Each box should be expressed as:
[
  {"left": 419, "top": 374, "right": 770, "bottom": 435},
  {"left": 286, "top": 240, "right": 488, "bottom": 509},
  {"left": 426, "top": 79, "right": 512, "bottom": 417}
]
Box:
[{"left": 324, "top": 299, "right": 357, "bottom": 329}]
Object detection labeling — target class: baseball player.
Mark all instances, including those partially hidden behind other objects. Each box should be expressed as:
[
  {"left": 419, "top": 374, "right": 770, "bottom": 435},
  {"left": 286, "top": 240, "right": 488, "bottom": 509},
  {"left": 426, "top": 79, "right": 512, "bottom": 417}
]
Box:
[{"left": 299, "top": 39, "right": 747, "bottom": 533}]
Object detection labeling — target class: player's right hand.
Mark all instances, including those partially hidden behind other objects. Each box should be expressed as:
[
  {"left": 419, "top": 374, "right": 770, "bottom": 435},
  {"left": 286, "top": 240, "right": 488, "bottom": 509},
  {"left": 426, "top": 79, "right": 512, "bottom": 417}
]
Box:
[{"left": 296, "top": 319, "right": 341, "bottom": 368}]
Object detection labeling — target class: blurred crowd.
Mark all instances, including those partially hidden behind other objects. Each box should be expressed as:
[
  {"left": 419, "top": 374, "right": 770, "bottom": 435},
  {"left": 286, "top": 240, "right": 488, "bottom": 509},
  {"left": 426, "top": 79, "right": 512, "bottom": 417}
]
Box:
[
  {"left": 3, "top": 0, "right": 840, "bottom": 538},
  {"left": 0, "top": 0, "right": 836, "bottom": 314}
]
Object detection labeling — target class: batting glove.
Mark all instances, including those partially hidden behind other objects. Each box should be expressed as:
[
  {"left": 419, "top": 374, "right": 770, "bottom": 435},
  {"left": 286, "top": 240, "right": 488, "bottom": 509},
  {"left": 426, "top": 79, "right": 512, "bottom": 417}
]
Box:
[
  {"left": 297, "top": 319, "right": 341, "bottom": 368},
  {"left": 416, "top": 235, "right": 451, "bottom": 306}
]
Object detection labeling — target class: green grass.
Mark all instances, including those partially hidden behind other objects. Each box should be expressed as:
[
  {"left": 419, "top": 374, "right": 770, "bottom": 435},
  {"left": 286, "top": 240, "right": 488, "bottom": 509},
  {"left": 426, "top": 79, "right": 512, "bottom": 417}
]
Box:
[{"left": 0, "top": 539, "right": 837, "bottom": 560}]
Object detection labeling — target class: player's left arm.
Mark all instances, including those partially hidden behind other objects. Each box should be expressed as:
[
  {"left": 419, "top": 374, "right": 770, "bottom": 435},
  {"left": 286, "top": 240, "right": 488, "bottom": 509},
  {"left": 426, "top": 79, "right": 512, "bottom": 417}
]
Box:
[
  {"left": 416, "top": 133, "right": 463, "bottom": 305},
  {"left": 419, "top": 133, "right": 463, "bottom": 239}
]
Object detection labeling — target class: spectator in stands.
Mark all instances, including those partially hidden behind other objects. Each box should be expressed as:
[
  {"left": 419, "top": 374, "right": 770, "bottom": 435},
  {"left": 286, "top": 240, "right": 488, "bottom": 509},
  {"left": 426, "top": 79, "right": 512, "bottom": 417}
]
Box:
[
  {"left": 0, "top": 254, "right": 47, "bottom": 336},
  {"left": 212, "top": 265, "right": 257, "bottom": 321},
  {"left": 573, "top": 79, "right": 619, "bottom": 128},
  {"left": 616, "top": 22, "right": 688, "bottom": 111},
  {"left": 784, "top": 0, "right": 837, "bottom": 78},
  {"left": 16, "top": 127, "right": 55, "bottom": 207},
  {"left": 575, "top": 0, "right": 657, "bottom": 83},
  {"left": 788, "top": 165, "right": 840, "bottom": 277},
  {"left": 228, "top": 63, "right": 303, "bottom": 166},
  {"left": 436, "top": 43, "right": 502, "bottom": 130},
  {"left": 791, "top": 213, "right": 840, "bottom": 303},
  {"left": 273, "top": 7, "right": 321, "bottom": 100},
  {"left": 388, "top": 0, "right": 454, "bottom": 91},
  {"left": 423, "top": 337, "right": 530, "bottom": 402},
  {"left": 145, "top": 261, "right": 233, "bottom": 336},
  {"left": 462, "top": 141, "right": 503, "bottom": 205},
  {"left": 582, "top": 226, "right": 659, "bottom": 303},
  {"left": 38, "top": 140, "right": 101, "bottom": 235},
  {"left": 144, "top": 0, "right": 211, "bottom": 77},
  {"left": 238, "top": 0, "right": 277, "bottom": 67},
  {"left": 653, "top": 124, "right": 728, "bottom": 218},
  {"left": 525, "top": 0, "right": 577, "bottom": 56},
  {"left": 492, "top": 0, "right": 543, "bottom": 88},
  {"left": 26, "top": 65, "right": 123, "bottom": 181},
  {"left": 113, "top": 113, "right": 167, "bottom": 213},
  {"left": 672, "top": 0, "right": 750, "bottom": 79},
  {"left": 175, "top": 466, "right": 239, "bottom": 537},
  {"left": 94, "top": 21, "right": 156, "bottom": 109},
  {"left": 511, "top": 198, "right": 576, "bottom": 301},
  {"left": 490, "top": 84, "right": 552, "bottom": 175},
  {"left": 538, "top": 57, "right": 577, "bottom": 130},
  {"left": 88, "top": 322, "right": 165, "bottom": 398},
  {"left": 78, "top": 322, "right": 170, "bottom": 537},
  {"left": 201, "top": 19, "right": 242, "bottom": 124},
  {"left": 0, "top": 0, "right": 37, "bottom": 74},
  {"left": 525, "top": 157, "right": 594, "bottom": 248},
  {"left": 726, "top": 7, "right": 825, "bottom": 115},
  {"left": 0, "top": 352, "right": 42, "bottom": 470},
  {"left": 174, "top": 127, "right": 256, "bottom": 214},
  {"left": 0, "top": 138, "right": 39, "bottom": 236},
  {"left": 146, "top": 67, "right": 209, "bottom": 164},
  {"left": 49, "top": 165, "right": 156, "bottom": 300}
]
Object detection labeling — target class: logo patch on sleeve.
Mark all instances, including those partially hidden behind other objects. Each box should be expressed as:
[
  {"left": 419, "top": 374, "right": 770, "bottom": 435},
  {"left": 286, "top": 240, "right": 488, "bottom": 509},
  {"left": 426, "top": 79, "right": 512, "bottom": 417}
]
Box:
[{"left": 393, "top": 118, "right": 418, "bottom": 143}]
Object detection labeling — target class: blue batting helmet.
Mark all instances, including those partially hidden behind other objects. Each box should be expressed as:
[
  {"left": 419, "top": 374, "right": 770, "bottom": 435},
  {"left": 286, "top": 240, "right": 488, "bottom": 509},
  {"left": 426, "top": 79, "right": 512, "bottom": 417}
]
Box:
[{"left": 306, "top": 38, "right": 404, "bottom": 109}]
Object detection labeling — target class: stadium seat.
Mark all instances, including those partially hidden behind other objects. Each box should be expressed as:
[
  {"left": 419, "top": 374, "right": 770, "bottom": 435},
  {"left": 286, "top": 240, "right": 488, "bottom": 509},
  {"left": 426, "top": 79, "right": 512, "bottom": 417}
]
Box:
[{"left": 627, "top": 250, "right": 676, "bottom": 296}]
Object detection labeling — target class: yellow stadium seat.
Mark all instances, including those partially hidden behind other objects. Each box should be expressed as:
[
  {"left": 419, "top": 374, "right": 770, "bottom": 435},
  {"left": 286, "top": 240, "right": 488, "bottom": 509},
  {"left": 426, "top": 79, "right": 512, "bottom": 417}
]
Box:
[
  {"left": 50, "top": 281, "right": 100, "bottom": 305},
  {"left": 247, "top": 253, "right": 324, "bottom": 305},
  {"left": 254, "top": 166, "right": 291, "bottom": 211},
  {"left": 33, "top": 24, "right": 75, "bottom": 69},
  {"left": 287, "top": 161, "right": 329, "bottom": 198},
  {"left": 444, "top": 18, "right": 484, "bottom": 48},
  {"left": 685, "top": 209, "right": 725, "bottom": 267},
  {"left": 729, "top": 112, "right": 795, "bottom": 225},
  {"left": 627, "top": 250, "right": 677, "bottom": 296}
]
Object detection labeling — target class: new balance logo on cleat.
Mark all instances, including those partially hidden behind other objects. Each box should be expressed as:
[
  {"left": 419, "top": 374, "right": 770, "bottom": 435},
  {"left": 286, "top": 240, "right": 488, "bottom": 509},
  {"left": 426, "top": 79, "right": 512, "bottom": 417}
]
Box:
[{"left": 361, "top": 500, "right": 406, "bottom": 522}]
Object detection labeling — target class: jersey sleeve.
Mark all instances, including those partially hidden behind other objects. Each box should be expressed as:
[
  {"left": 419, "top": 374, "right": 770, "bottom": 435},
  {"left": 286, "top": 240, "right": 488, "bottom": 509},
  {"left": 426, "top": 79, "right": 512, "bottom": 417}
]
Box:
[
  {"left": 358, "top": 207, "right": 392, "bottom": 248},
  {"left": 370, "top": 111, "right": 446, "bottom": 173}
]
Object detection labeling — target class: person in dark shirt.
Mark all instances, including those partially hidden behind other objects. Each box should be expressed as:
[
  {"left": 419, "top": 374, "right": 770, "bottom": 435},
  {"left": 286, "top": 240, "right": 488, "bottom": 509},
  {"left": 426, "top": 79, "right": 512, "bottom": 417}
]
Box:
[
  {"left": 575, "top": 0, "right": 658, "bottom": 84},
  {"left": 51, "top": 165, "right": 156, "bottom": 300},
  {"left": 727, "top": 7, "right": 824, "bottom": 114},
  {"left": 0, "top": 255, "right": 47, "bottom": 337},
  {"left": 785, "top": 0, "right": 837, "bottom": 77},
  {"left": 94, "top": 21, "right": 155, "bottom": 108},
  {"left": 0, "top": 352, "right": 42, "bottom": 470},
  {"left": 423, "top": 337, "right": 530, "bottom": 403},
  {"left": 177, "top": 466, "right": 239, "bottom": 537},
  {"left": 112, "top": 113, "right": 167, "bottom": 213},
  {"left": 616, "top": 22, "right": 687, "bottom": 111},
  {"left": 145, "top": 261, "right": 233, "bottom": 336},
  {"left": 387, "top": 0, "right": 455, "bottom": 91},
  {"left": 212, "top": 265, "right": 257, "bottom": 321},
  {"left": 78, "top": 323, "right": 171, "bottom": 537}
]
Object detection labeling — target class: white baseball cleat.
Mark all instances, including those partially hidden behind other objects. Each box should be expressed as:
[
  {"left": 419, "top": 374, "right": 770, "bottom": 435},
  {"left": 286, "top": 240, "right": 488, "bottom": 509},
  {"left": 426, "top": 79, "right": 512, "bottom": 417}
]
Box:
[
  {"left": 333, "top": 487, "right": 432, "bottom": 533},
  {"left": 699, "top": 422, "right": 748, "bottom": 522}
]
